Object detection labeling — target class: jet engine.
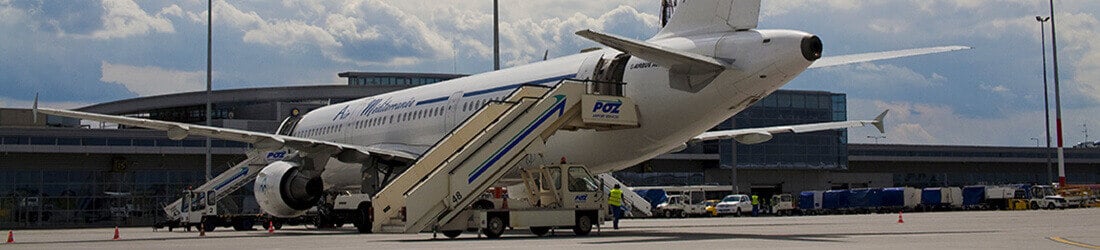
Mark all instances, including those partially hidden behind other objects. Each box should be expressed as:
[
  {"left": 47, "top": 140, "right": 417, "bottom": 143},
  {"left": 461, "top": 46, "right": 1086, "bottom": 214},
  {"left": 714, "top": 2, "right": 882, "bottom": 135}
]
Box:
[{"left": 254, "top": 161, "right": 323, "bottom": 218}]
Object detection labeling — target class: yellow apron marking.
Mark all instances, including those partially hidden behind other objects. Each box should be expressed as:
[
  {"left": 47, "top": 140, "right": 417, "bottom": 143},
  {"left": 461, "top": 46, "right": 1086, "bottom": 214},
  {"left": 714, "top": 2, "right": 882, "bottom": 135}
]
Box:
[{"left": 1049, "top": 237, "right": 1100, "bottom": 249}]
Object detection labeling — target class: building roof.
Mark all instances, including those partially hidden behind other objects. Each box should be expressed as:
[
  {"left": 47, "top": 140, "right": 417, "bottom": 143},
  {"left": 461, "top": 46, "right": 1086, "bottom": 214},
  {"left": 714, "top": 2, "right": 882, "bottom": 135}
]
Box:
[
  {"left": 337, "top": 71, "right": 467, "bottom": 79},
  {"left": 76, "top": 85, "right": 412, "bottom": 115}
]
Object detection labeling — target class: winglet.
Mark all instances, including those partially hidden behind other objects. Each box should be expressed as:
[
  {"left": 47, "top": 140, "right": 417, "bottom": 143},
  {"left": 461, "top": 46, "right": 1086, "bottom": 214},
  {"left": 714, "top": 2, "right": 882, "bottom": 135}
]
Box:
[
  {"left": 33, "top": 93, "right": 39, "bottom": 124},
  {"left": 873, "top": 110, "right": 889, "bottom": 134}
]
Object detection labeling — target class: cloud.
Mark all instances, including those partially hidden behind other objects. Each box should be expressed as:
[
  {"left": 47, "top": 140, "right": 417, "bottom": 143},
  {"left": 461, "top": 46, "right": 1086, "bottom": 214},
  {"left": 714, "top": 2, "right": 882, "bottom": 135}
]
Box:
[
  {"left": 100, "top": 61, "right": 206, "bottom": 96},
  {"left": 88, "top": 0, "right": 179, "bottom": 39},
  {"left": 980, "top": 84, "right": 1010, "bottom": 93}
]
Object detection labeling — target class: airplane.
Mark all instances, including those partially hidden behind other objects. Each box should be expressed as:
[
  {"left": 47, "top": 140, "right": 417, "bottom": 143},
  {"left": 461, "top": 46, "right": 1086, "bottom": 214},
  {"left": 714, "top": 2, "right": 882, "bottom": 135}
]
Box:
[{"left": 36, "top": 0, "right": 968, "bottom": 230}]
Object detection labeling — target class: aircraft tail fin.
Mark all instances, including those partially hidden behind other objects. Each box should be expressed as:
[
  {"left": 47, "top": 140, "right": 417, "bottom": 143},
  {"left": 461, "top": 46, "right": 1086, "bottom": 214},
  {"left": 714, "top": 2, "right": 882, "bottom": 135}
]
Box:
[{"left": 653, "top": 0, "right": 761, "bottom": 40}]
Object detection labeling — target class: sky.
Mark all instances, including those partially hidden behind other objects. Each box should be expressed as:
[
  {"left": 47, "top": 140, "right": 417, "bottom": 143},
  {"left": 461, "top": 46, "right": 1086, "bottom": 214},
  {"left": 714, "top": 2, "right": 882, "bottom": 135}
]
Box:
[{"left": 1, "top": 0, "right": 1098, "bottom": 147}]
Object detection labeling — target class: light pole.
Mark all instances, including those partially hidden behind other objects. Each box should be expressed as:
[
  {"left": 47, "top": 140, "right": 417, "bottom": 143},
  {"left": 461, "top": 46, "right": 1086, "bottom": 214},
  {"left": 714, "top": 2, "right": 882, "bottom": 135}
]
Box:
[
  {"left": 1036, "top": 15, "right": 1053, "bottom": 185},
  {"left": 867, "top": 136, "right": 886, "bottom": 143},
  {"left": 1047, "top": 0, "right": 1066, "bottom": 186},
  {"left": 493, "top": 0, "right": 499, "bottom": 71},
  {"left": 205, "top": 0, "right": 212, "bottom": 181}
]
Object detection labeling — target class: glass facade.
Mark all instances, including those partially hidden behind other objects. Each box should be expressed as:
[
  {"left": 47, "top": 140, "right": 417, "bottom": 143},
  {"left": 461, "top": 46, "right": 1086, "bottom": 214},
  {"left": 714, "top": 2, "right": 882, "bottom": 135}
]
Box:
[
  {"left": 0, "top": 130, "right": 251, "bottom": 228},
  {"left": 720, "top": 91, "right": 848, "bottom": 170},
  {"left": 345, "top": 72, "right": 462, "bottom": 86},
  {"left": 349, "top": 76, "right": 445, "bottom": 85}
]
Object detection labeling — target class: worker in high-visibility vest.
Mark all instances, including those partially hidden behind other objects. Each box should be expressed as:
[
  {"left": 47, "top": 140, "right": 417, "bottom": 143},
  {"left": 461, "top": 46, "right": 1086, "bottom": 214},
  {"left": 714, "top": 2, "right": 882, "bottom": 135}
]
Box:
[
  {"left": 609, "top": 184, "right": 623, "bottom": 229},
  {"left": 751, "top": 194, "right": 760, "bottom": 217}
]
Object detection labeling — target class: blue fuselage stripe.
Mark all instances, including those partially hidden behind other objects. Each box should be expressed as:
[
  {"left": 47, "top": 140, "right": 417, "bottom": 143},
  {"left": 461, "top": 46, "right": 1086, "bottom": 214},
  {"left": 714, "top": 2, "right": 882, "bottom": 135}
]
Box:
[{"left": 414, "top": 74, "right": 575, "bottom": 107}]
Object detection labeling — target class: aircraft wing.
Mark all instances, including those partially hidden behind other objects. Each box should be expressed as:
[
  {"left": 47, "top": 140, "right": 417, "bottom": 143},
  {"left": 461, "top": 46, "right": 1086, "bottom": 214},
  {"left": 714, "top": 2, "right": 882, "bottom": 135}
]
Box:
[
  {"left": 690, "top": 110, "right": 887, "bottom": 145},
  {"left": 810, "top": 46, "right": 971, "bottom": 69},
  {"left": 34, "top": 107, "right": 418, "bottom": 163}
]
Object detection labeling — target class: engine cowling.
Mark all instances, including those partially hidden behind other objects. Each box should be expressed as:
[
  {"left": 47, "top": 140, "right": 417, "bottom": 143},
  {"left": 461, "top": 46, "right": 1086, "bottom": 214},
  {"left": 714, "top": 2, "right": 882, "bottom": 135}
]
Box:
[{"left": 254, "top": 161, "right": 323, "bottom": 218}]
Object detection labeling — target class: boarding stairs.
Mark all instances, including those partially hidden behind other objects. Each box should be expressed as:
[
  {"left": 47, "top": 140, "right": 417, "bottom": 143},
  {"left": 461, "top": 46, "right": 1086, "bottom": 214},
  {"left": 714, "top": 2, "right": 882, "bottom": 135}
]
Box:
[
  {"left": 163, "top": 148, "right": 277, "bottom": 220},
  {"left": 597, "top": 173, "right": 652, "bottom": 217},
  {"left": 372, "top": 80, "right": 639, "bottom": 233}
]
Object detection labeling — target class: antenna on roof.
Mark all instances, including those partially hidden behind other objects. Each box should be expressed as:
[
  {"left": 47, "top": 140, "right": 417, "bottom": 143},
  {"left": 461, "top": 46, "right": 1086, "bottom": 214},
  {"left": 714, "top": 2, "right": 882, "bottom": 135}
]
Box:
[{"left": 33, "top": 93, "right": 39, "bottom": 123}]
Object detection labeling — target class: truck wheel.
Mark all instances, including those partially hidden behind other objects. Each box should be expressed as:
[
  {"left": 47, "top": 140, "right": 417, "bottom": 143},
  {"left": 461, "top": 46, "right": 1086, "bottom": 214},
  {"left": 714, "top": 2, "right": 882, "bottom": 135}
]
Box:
[
  {"left": 664, "top": 210, "right": 672, "bottom": 218},
  {"left": 735, "top": 208, "right": 742, "bottom": 217},
  {"left": 442, "top": 230, "right": 462, "bottom": 239},
  {"left": 483, "top": 215, "right": 505, "bottom": 239},
  {"left": 202, "top": 219, "right": 218, "bottom": 232},
  {"left": 1047, "top": 203, "right": 1055, "bottom": 210},
  {"left": 354, "top": 204, "right": 372, "bottom": 233},
  {"left": 573, "top": 215, "right": 593, "bottom": 236},
  {"left": 530, "top": 227, "right": 550, "bottom": 237},
  {"left": 233, "top": 218, "right": 254, "bottom": 231},
  {"left": 679, "top": 211, "right": 687, "bottom": 218},
  {"left": 1030, "top": 202, "right": 1039, "bottom": 210}
]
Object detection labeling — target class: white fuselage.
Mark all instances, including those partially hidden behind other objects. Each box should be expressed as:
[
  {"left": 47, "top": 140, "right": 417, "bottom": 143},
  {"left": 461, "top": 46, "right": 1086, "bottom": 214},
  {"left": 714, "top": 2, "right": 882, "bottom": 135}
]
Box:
[{"left": 291, "top": 29, "right": 816, "bottom": 189}]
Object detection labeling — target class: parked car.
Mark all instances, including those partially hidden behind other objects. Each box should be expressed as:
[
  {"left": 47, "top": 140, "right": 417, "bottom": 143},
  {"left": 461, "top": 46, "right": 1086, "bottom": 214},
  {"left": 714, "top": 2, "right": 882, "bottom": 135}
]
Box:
[{"left": 715, "top": 194, "right": 752, "bottom": 217}]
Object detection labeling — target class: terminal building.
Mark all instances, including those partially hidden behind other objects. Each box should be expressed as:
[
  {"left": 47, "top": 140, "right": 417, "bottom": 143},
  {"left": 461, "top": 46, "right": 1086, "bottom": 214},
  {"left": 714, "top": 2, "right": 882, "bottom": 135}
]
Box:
[{"left": 1, "top": 72, "right": 1098, "bottom": 228}]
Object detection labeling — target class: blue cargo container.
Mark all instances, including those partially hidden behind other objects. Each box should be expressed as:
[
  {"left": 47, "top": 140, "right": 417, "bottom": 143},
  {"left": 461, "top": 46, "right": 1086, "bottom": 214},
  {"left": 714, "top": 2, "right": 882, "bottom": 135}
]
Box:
[
  {"left": 799, "top": 191, "right": 823, "bottom": 210},
  {"left": 822, "top": 190, "right": 850, "bottom": 210},
  {"left": 848, "top": 189, "right": 869, "bottom": 208},
  {"left": 848, "top": 188, "right": 883, "bottom": 209},
  {"left": 962, "top": 186, "right": 986, "bottom": 206},
  {"left": 921, "top": 188, "right": 942, "bottom": 205}
]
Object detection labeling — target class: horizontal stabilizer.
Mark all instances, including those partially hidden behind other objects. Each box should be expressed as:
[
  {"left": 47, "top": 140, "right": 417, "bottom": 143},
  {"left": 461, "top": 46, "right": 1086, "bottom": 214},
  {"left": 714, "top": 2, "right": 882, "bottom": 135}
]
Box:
[
  {"left": 575, "top": 29, "right": 729, "bottom": 75},
  {"left": 810, "top": 46, "right": 971, "bottom": 69},
  {"left": 691, "top": 110, "right": 889, "bottom": 144}
]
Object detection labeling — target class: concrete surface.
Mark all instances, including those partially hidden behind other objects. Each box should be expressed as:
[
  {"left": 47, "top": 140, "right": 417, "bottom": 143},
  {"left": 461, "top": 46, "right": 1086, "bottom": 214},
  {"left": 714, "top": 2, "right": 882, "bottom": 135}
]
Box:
[{"left": 2, "top": 208, "right": 1097, "bottom": 250}]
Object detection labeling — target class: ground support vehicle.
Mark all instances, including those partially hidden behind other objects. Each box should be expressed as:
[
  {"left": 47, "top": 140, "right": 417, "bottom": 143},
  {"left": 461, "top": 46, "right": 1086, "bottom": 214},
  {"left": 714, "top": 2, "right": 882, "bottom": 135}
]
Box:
[
  {"left": 1019, "top": 185, "right": 1067, "bottom": 210},
  {"left": 429, "top": 164, "right": 606, "bottom": 239},
  {"left": 368, "top": 81, "right": 638, "bottom": 238},
  {"left": 653, "top": 194, "right": 708, "bottom": 218},
  {"left": 769, "top": 194, "right": 796, "bottom": 216}
]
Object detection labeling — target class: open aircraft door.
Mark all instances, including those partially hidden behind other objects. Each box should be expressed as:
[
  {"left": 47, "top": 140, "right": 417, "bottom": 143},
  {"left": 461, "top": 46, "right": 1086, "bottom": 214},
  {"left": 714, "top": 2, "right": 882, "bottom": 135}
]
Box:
[
  {"left": 576, "top": 52, "right": 632, "bottom": 94},
  {"left": 443, "top": 91, "right": 463, "bottom": 132}
]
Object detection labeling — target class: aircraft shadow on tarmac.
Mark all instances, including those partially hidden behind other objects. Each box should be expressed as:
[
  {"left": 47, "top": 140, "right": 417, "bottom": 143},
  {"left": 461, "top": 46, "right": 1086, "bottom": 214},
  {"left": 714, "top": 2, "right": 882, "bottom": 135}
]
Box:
[
  {"left": 393, "top": 229, "right": 999, "bottom": 244},
  {"left": 583, "top": 230, "right": 1001, "bottom": 244},
  {"left": 8, "top": 228, "right": 359, "bottom": 245}
]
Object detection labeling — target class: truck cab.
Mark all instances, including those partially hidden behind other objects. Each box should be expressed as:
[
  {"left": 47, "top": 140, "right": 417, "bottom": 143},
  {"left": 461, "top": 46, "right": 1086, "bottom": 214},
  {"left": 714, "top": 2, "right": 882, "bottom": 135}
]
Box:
[{"left": 769, "top": 194, "right": 796, "bottom": 216}]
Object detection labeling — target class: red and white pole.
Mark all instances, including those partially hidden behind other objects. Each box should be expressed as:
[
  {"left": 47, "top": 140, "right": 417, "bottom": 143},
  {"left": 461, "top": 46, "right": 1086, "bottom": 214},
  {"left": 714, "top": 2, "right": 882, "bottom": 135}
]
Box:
[{"left": 1048, "top": 0, "right": 1066, "bottom": 186}]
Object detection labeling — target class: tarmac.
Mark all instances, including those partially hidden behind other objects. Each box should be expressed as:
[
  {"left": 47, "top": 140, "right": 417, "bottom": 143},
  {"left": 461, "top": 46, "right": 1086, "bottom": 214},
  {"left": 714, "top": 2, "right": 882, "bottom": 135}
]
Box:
[{"left": 3, "top": 208, "right": 1098, "bottom": 250}]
